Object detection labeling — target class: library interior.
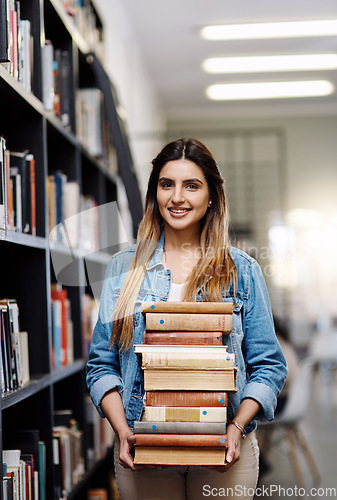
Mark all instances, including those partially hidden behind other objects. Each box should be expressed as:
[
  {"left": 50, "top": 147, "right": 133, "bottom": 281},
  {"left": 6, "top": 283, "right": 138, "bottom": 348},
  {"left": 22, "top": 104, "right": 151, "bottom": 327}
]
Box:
[{"left": 1, "top": 0, "right": 337, "bottom": 499}]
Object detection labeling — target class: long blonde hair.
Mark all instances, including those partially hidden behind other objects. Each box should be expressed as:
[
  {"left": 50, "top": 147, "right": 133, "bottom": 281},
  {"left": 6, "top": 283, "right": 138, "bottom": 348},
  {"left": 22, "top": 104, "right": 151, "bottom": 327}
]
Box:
[{"left": 111, "top": 138, "right": 237, "bottom": 349}]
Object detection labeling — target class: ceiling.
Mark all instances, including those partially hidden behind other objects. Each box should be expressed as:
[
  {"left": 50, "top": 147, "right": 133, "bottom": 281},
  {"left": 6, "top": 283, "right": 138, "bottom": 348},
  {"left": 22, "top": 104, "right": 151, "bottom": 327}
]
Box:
[{"left": 122, "top": 0, "right": 337, "bottom": 121}]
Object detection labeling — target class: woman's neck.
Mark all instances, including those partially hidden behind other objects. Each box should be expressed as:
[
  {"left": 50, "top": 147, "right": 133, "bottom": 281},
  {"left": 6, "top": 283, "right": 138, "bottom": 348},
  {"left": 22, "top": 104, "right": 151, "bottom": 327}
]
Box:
[{"left": 163, "top": 225, "right": 200, "bottom": 252}]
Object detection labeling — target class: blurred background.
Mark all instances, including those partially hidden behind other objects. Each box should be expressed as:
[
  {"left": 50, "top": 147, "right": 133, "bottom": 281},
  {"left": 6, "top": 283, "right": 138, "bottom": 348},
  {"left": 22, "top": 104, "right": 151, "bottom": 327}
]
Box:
[{"left": 93, "top": 0, "right": 337, "bottom": 496}]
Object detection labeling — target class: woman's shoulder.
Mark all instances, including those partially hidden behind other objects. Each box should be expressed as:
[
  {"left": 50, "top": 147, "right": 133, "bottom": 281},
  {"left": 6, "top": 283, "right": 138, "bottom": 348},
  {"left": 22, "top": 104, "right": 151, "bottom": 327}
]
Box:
[
  {"left": 229, "top": 245, "right": 257, "bottom": 268},
  {"left": 105, "top": 242, "right": 137, "bottom": 276}
]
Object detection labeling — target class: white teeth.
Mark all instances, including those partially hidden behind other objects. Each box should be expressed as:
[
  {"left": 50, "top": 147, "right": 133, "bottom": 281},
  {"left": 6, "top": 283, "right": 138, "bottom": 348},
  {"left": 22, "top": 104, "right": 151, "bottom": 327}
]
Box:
[{"left": 170, "top": 209, "right": 188, "bottom": 213}]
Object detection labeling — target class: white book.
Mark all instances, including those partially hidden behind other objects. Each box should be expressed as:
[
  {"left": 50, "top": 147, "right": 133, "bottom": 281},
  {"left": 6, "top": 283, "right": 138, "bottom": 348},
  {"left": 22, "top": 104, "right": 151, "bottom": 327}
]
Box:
[{"left": 42, "top": 41, "right": 54, "bottom": 111}]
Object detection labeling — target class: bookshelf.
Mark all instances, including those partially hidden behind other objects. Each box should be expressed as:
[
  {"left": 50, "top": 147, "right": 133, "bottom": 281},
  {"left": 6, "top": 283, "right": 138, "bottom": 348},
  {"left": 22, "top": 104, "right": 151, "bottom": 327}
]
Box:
[{"left": 0, "top": 0, "right": 143, "bottom": 498}]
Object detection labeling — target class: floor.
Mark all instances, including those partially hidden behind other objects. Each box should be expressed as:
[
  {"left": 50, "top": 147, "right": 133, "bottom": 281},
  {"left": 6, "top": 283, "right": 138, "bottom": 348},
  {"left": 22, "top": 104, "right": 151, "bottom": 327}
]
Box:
[{"left": 256, "top": 365, "right": 337, "bottom": 499}]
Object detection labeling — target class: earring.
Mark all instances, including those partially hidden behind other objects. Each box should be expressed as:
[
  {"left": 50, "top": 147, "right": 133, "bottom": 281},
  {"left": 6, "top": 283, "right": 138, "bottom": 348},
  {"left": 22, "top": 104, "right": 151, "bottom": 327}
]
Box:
[{"left": 208, "top": 200, "right": 212, "bottom": 206}]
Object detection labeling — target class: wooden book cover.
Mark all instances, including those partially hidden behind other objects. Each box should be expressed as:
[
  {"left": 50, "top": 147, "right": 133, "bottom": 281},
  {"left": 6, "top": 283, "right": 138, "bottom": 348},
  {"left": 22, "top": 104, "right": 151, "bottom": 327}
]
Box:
[
  {"left": 134, "top": 433, "right": 227, "bottom": 447},
  {"left": 145, "top": 313, "right": 232, "bottom": 332},
  {"left": 146, "top": 390, "right": 228, "bottom": 407},
  {"left": 144, "top": 406, "right": 227, "bottom": 423},
  {"left": 143, "top": 330, "right": 224, "bottom": 345},
  {"left": 134, "top": 421, "right": 227, "bottom": 434},
  {"left": 141, "top": 301, "right": 233, "bottom": 314},
  {"left": 134, "top": 446, "right": 226, "bottom": 466},
  {"left": 144, "top": 367, "right": 237, "bottom": 392}
]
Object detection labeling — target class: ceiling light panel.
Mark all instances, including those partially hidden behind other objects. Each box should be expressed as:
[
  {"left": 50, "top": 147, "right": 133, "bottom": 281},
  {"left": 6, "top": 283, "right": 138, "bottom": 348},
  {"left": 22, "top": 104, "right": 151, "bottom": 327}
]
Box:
[
  {"left": 202, "top": 54, "right": 337, "bottom": 74},
  {"left": 201, "top": 20, "right": 337, "bottom": 40},
  {"left": 206, "top": 80, "right": 334, "bottom": 100}
]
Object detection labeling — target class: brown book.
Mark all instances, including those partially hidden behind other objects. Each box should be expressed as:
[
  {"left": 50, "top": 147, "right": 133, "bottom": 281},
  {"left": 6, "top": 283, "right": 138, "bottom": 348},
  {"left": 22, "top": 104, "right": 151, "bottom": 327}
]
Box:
[
  {"left": 134, "top": 433, "right": 227, "bottom": 447},
  {"left": 146, "top": 391, "right": 228, "bottom": 407},
  {"left": 134, "top": 446, "right": 226, "bottom": 466},
  {"left": 141, "top": 301, "right": 233, "bottom": 314},
  {"left": 144, "top": 406, "right": 227, "bottom": 422},
  {"left": 144, "top": 367, "right": 237, "bottom": 392},
  {"left": 145, "top": 313, "right": 232, "bottom": 332},
  {"left": 143, "top": 330, "right": 224, "bottom": 345}
]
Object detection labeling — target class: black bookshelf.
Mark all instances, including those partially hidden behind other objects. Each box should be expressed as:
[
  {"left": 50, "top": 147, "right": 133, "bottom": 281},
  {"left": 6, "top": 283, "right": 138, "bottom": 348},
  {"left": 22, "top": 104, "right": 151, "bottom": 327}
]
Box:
[{"left": 0, "top": 0, "right": 142, "bottom": 498}]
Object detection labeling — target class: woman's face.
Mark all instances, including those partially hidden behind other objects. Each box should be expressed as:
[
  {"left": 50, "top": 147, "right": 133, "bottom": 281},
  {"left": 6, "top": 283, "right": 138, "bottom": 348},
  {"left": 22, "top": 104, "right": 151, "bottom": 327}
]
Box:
[{"left": 156, "top": 159, "right": 210, "bottom": 235}]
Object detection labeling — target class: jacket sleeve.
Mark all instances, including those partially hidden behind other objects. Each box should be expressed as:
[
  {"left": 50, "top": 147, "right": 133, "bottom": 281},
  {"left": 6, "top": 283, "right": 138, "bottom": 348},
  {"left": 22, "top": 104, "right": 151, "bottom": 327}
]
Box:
[
  {"left": 241, "top": 261, "right": 288, "bottom": 421},
  {"left": 86, "top": 257, "right": 124, "bottom": 418}
]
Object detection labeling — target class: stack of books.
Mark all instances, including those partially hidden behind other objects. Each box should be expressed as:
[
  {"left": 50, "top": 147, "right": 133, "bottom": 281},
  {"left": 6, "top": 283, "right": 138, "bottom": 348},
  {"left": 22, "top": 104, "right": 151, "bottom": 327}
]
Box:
[{"left": 133, "top": 301, "right": 236, "bottom": 466}]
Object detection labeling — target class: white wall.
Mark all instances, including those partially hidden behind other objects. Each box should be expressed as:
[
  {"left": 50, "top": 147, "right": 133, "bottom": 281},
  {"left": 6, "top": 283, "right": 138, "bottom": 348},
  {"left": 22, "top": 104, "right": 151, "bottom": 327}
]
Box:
[{"left": 93, "top": 0, "right": 167, "bottom": 199}]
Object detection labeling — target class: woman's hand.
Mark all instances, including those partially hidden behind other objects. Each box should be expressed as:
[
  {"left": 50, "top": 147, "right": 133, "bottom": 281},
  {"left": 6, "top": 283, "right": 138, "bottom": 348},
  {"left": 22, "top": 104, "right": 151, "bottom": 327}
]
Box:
[
  {"left": 202, "top": 424, "right": 241, "bottom": 473},
  {"left": 118, "top": 431, "right": 136, "bottom": 470}
]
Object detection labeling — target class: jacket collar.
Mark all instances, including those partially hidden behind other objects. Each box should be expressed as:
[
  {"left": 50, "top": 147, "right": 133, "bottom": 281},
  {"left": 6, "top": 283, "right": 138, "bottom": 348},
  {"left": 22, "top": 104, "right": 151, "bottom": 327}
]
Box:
[{"left": 147, "top": 231, "right": 165, "bottom": 270}]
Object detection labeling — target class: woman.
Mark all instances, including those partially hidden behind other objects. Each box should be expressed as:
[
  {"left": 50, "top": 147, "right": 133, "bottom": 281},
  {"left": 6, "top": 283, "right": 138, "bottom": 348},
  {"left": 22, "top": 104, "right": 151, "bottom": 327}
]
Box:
[{"left": 86, "top": 138, "right": 287, "bottom": 499}]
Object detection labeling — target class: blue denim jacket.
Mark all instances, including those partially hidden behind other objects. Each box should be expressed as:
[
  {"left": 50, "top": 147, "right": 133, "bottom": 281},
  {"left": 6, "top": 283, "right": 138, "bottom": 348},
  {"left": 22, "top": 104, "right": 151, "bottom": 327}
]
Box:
[{"left": 86, "top": 233, "right": 287, "bottom": 434}]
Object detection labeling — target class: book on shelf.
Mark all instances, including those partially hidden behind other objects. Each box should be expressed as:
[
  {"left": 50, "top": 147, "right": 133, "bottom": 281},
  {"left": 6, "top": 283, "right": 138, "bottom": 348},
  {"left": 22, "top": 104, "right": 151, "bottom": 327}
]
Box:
[
  {"left": 0, "top": 149, "right": 37, "bottom": 235},
  {"left": 141, "top": 301, "right": 233, "bottom": 314},
  {"left": 0, "top": 298, "right": 30, "bottom": 392},
  {"left": 0, "top": 136, "right": 7, "bottom": 230},
  {"left": 143, "top": 367, "right": 237, "bottom": 392},
  {"left": 2, "top": 449, "right": 21, "bottom": 500},
  {"left": 50, "top": 284, "right": 74, "bottom": 367},
  {"left": 76, "top": 87, "right": 104, "bottom": 157},
  {"left": 3, "top": 429, "right": 46, "bottom": 500},
  {"left": 81, "top": 293, "right": 99, "bottom": 358},
  {"left": 1, "top": 1, "right": 33, "bottom": 89},
  {"left": 48, "top": 173, "right": 80, "bottom": 247},
  {"left": 145, "top": 312, "right": 232, "bottom": 332},
  {"left": 145, "top": 390, "right": 228, "bottom": 407},
  {"left": 42, "top": 42, "right": 72, "bottom": 128},
  {"left": 134, "top": 421, "right": 227, "bottom": 435},
  {"left": 0, "top": 0, "right": 10, "bottom": 62},
  {"left": 143, "top": 330, "right": 224, "bottom": 345},
  {"left": 144, "top": 406, "right": 227, "bottom": 423},
  {"left": 42, "top": 40, "right": 54, "bottom": 111},
  {"left": 53, "top": 417, "right": 85, "bottom": 496},
  {"left": 134, "top": 444, "right": 227, "bottom": 466}
]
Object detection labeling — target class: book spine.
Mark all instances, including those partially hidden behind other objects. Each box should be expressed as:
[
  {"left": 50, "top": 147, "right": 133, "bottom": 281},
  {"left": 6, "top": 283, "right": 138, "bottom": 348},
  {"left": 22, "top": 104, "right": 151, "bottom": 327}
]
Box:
[
  {"left": 134, "top": 433, "right": 227, "bottom": 447},
  {"left": 145, "top": 313, "right": 232, "bottom": 332},
  {"left": 0, "top": 0, "right": 9, "bottom": 62},
  {"left": 143, "top": 330, "right": 223, "bottom": 345},
  {"left": 141, "top": 301, "right": 233, "bottom": 314},
  {"left": 134, "top": 446, "right": 226, "bottom": 466},
  {"left": 144, "top": 368, "right": 237, "bottom": 392},
  {"left": 142, "top": 352, "right": 234, "bottom": 369},
  {"left": 145, "top": 391, "right": 228, "bottom": 407},
  {"left": 29, "top": 156, "right": 36, "bottom": 236},
  {"left": 134, "top": 421, "right": 227, "bottom": 435},
  {"left": 144, "top": 406, "right": 227, "bottom": 423}
]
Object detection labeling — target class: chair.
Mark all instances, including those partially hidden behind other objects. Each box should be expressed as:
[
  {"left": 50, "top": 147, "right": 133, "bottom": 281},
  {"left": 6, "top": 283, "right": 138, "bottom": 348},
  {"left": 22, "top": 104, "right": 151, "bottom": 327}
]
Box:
[{"left": 258, "top": 357, "right": 321, "bottom": 488}]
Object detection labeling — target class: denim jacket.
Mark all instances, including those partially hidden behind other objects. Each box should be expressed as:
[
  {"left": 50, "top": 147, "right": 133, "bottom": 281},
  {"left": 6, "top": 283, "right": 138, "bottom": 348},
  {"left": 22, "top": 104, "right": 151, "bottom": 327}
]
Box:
[{"left": 86, "top": 233, "right": 287, "bottom": 434}]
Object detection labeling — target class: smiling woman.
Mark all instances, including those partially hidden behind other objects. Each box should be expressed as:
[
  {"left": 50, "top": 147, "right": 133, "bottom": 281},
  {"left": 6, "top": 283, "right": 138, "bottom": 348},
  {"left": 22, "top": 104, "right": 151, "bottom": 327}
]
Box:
[{"left": 86, "top": 138, "right": 287, "bottom": 500}]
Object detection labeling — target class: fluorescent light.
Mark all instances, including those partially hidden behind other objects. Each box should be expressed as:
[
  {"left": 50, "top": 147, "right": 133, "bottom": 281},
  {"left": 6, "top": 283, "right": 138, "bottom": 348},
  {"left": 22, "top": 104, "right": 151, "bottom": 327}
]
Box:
[
  {"left": 201, "top": 20, "right": 337, "bottom": 40},
  {"left": 206, "top": 80, "right": 334, "bottom": 100},
  {"left": 202, "top": 54, "right": 337, "bottom": 74}
]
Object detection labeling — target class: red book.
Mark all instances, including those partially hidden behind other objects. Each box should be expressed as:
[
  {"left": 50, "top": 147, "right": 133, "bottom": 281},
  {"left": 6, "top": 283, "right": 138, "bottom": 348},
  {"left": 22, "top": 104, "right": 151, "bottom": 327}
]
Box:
[
  {"left": 134, "top": 433, "right": 227, "bottom": 447},
  {"left": 143, "top": 330, "right": 223, "bottom": 345},
  {"left": 51, "top": 286, "right": 68, "bottom": 365},
  {"left": 146, "top": 391, "right": 228, "bottom": 407}
]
